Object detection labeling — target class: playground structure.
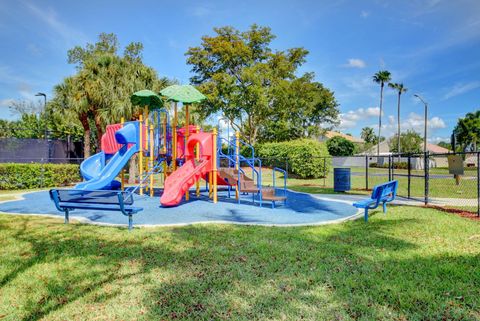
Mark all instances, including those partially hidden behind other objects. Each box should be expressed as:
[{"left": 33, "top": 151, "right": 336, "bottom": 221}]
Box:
[{"left": 50, "top": 86, "right": 287, "bottom": 228}]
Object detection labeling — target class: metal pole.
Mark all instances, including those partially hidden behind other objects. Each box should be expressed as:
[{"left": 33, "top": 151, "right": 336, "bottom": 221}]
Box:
[
  {"left": 365, "top": 155, "right": 369, "bottom": 190},
  {"left": 324, "top": 157, "right": 327, "bottom": 187},
  {"left": 424, "top": 151, "right": 429, "bottom": 205},
  {"left": 407, "top": 154, "right": 411, "bottom": 199},
  {"left": 424, "top": 103, "right": 428, "bottom": 154},
  {"left": 388, "top": 154, "right": 392, "bottom": 181},
  {"left": 477, "top": 152, "right": 479, "bottom": 217}
]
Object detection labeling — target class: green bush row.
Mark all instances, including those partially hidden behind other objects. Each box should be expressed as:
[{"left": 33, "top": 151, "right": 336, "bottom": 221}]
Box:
[
  {"left": 256, "top": 139, "right": 331, "bottom": 178},
  {"left": 369, "top": 162, "right": 409, "bottom": 169},
  {"left": 0, "top": 163, "right": 81, "bottom": 190}
]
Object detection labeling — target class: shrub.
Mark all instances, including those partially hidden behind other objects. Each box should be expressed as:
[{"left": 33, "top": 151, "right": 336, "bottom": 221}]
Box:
[
  {"left": 256, "top": 139, "right": 331, "bottom": 178},
  {"left": 326, "top": 136, "right": 355, "bottom": 156},
  {"left": 369, "top": 162, "right": 409, "bottom": 169},
  {"left": 0, "top": 163, "right": 81, "bottom": 190}
]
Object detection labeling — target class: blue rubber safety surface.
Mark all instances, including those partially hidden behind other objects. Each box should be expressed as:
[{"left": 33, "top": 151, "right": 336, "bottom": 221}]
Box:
[{"left": 0, "top": 189, "right": 358, "bottom": 227}]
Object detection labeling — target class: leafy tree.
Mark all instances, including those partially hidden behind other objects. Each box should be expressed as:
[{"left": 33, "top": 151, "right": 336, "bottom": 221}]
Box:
[
  {"left": 361, "top": 127, "right": 376, "bottom": 144},
  {"left": 372, "top": 70, "right": 391, "bottom": 155},
  {"left": 454, "top": 110, "right": 480, "bottom": 151},
  {"left": 186, "top": 25, "right": 338, "bottom": 144},
  {"left": 51, "top": 33, "right": 171, "bottom": 156},
  {"left": 437, "top": 141, "right": 452, "bottom": 150},
  {"left": 326, "top": 136, "right": 355, "bottom": 156},
  {"left": 388, "top": 82, "right": 407, "bottom": 155},
  {"left": 388, "top": 130, "right": 422, "bottom": 154}
]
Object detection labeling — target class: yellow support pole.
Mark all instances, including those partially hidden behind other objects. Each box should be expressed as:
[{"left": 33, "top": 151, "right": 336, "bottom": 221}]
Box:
[
  {"left": 235, "top": 131, "right": 240, "bottom": 200},
  {"left": 139, "top": 114, "right": 143, "bottom": 196},
  {"left": 185, "top": 104, "right": 190, "bottom": 202},
  {"left": 144, "top": 107, "right": 149, "bottom": 193},
  {"left": 149, "top": 124, "right": 154, "bottom": 197},
  {"left": 213, "top": 128, "right": 218, "bottom": 203},
  {"left": 120, "top": 117, "right": 125, "bottom": 191},
  {"left": 196, "top": 125, "right": 200, "bottom": 197},
  {"left": 173, "top": 102, "right": 177, "bottom": 171},
  {"left": 208, "top": 172, "right": 213, "bottom": 198}
]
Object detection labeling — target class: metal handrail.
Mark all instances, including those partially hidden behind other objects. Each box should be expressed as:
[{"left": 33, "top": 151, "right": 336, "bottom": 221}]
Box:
[{"left": 272, "top": 167, "right": 287, "bottom": 197}]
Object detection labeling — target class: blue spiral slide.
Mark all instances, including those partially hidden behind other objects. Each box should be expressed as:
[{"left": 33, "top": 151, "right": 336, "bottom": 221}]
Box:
[{"left": 75, "top": 122, "right": 140, "bottom": 190}]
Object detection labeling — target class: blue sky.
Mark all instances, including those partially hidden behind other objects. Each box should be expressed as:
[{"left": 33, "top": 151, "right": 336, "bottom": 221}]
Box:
[{"left": 0, "top": 0, "right": 479, "bottom": 143}]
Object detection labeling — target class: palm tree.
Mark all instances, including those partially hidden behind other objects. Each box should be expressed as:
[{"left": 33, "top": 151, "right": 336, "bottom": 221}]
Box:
[
  {"left": 52, "top": 76, "right": 93, "bottom": 158},
  {"left": 388, "top": 82, "right": 407, "bottom": 158},
  {"left": 360, "top": 127, "right": 375, "bottom": 144},
  {"left": 372, "top": 70, "right": 391, "bottom": 156}
]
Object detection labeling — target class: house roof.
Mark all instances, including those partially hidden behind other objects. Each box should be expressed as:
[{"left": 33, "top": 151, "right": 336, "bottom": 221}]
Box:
[
  {"left": 323, "top": 131, "right": 364, "bottom": 143},
  {"left": 359, "top": 141, "right": 450, "bottom": 155},
  {"left": 424, "top": 143, "right": 449, "bottom": 153}
]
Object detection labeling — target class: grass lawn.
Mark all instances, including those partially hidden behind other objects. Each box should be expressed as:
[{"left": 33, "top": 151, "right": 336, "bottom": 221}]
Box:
[{"left": 1, "top": 207, "right": 479, "bottom": 320}]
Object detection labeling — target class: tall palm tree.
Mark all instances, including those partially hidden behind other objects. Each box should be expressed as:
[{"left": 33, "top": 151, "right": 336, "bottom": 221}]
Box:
[
  {"left": 53, "top": 76, "right": 93, "bottom": 158},
  {"left": 388, "top": 82, "right": 407, "bottom": 158},
  {"left": 372, "top": 70, "right": 391, "bottom": 156}
]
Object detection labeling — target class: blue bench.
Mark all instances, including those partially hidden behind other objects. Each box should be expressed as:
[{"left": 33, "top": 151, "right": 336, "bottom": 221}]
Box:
[
  {"left": 49, "top": 189, "right": 143, "bottom": 230},
  {"left": 353, "top": 180, "right": 398, "bottom": 222}
]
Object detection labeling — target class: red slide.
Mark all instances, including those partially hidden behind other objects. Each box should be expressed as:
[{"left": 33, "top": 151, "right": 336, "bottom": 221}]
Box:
[{"left": 160, "top": 132, "right": 213, "bottom": 206}]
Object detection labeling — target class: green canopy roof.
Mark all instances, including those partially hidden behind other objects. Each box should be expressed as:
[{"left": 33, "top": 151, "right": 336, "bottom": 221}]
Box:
[
  {"left": 130, "top": 89, "right": 163, "bottom": 109},
  {"left": 159, "top": 85, "right": 206, "bottom": 104}
]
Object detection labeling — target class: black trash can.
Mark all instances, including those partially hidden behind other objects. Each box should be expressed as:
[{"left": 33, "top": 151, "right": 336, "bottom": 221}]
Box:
[{"left": 334, "top": 168, "right": 351, "bottom": 192}]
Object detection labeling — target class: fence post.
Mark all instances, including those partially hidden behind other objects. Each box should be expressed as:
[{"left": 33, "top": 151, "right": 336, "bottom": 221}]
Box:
[
  {"left": 388, "top": 154, "right": 392, "bottom": 181},
  {"left": 365, "top": 155, "right": 369, "bottom": 190},
  {"left": 407, "top": 154, "right": 411, "bottom": 199},
  {"left": 323, "top": 157, "right": 327, "bottom": 187},
  {"left": 477, "top": 152, "right": 479, "bottom": 217},
  {"left": 424, "top": 151, "right": 429, "bottom": 205}
]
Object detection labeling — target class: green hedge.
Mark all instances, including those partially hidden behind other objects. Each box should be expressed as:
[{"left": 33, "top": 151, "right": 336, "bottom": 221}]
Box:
[
  {"left": 369, "top": 162, "right": 409, "bottom": 169},
  {"left": 0, "top": 163, "right": 81, "bottom": 190},
  {"left": 256, "top": 139, "right": 331, "bottom": 178}
]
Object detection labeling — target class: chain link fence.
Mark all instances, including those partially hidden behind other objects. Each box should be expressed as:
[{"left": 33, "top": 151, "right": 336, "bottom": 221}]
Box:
[{"left": 256, "top": 152, "right": 480, "bottom": 216}]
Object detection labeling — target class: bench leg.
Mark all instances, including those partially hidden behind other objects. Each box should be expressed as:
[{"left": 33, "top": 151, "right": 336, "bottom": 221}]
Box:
[
  {"left": 128, "top": 215, "right": 133, "bottom": 231},
  {"left": 271, "top": 201, "right": 275, "bottom": 209},
  {"left": 383, "top": 202, "right": 387, "bottom": 214},
  {"left": 64, "top": 209, "right": 69, "bottom": 224},
  {"left": 364, "top": 208, "right": 368, "bottom": 222}
]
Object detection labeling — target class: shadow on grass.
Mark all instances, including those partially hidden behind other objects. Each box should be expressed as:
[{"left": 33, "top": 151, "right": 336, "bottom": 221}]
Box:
[{"left": 0, "top": 211, "right": 479, "bottom": 320}]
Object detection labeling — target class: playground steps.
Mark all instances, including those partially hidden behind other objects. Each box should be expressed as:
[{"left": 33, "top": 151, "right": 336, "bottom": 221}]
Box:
[
  {"left": 218, "top": 167, "right": 259, "bottom": 192},
  {"left": 261, "top": 187, "right": 287, "bottom": 201}
]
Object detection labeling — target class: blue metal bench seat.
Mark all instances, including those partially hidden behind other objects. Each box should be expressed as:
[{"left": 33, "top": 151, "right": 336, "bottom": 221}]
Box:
[
  {"left": 353, "top": 180, "right": 398, "bottom": 222},
  {"left": 49, "top": 189, "right": 143, "bottom": 230}
]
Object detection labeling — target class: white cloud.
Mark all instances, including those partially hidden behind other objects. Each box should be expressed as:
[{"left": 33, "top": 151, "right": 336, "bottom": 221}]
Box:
[
  {"left": 379, "top": 112, "right": 446, "bottom": 137},
  {"left": 344, "top": 58, "right": 366, "bottom": 68},
  {"left": 24, "top": 2, "right": 88, "bottom": 48},
  {"left": 443, "top": 81, "right": 480, "bottom": 99},
  {"left": 388, "top": 115, "right": 395, "bottom": 125},
  {"left": 190, "top": 5, "right": 212, "bottom": 17},
  {"left": 360, "top": 10, "right": 370, "bottom": 18},
  {"left": 429, "top": 136, "right": 450, "bottom": 144},
  {"left": 0, "top": 98, "right": 15, "bottom": 107},
  {"left": 338, "top": 107, "right": 380, "bottom": 129}
]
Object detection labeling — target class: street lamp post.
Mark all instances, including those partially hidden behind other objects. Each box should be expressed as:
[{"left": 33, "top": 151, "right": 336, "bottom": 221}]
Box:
[
  {"left": 35, "top": 92, "right": 47, "bottom": 139},
  {"left": 414, "top": 94, "right": 428, "bottom": 153}
]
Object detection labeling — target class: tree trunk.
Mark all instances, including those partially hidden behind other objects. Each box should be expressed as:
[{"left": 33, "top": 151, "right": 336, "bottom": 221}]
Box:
[
  {"left": 79, "top": 113, "right": 91, "bottom": 158},
  {"left": 397, "top": 92, "right": 401, "bottom": 162},
  {"left": 93, "top": 110, "right": 104, "bottom": 153},
  {"left": 128, "top": 154, "right": 138, "bottom": 184}
]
